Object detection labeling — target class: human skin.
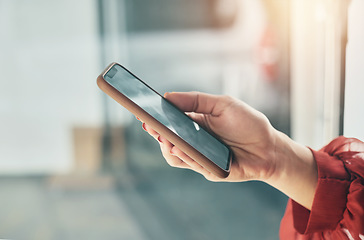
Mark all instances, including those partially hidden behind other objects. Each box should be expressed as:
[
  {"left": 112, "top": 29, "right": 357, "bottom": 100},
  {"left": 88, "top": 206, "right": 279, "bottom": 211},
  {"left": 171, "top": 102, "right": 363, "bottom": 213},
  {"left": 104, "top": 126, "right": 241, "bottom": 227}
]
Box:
[{"left": 140, "top": 92, "right": 318, "bottom": 210}]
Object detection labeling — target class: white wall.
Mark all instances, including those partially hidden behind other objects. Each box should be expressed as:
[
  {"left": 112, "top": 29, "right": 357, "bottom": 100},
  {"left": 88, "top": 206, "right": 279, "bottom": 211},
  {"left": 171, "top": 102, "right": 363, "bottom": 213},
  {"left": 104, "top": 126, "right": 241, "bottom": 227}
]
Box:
[
  {"left": 0, "top": 0, "right": 102, "bottom": 174},
  {"left": 344, "top": 0, "right": 364, "bottom": 141}
]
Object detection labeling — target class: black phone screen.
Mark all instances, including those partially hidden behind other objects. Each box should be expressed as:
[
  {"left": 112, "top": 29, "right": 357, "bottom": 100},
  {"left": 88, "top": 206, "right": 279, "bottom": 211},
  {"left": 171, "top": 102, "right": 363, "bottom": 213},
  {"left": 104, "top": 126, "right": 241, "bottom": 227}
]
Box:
[{"left": 104, "top": 64, "right": 230, "bottom": 170}]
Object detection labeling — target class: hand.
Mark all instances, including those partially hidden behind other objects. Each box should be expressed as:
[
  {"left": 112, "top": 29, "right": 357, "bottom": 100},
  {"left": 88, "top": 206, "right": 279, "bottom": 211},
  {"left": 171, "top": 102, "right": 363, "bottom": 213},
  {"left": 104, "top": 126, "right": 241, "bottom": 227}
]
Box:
[
  {"left": 141, "top": 91, "right": 318, "bottom": 210},
  {"left": 142, "top": 91, "right": 279, "bottom": 182}
]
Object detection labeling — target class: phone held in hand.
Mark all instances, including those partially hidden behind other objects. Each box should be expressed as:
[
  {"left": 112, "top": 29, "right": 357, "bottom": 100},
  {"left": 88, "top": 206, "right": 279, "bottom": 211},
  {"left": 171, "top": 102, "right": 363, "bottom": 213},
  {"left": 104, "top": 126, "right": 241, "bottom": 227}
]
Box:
[{"left": 97, "top": 62, "right": 232, "bottom": 178}]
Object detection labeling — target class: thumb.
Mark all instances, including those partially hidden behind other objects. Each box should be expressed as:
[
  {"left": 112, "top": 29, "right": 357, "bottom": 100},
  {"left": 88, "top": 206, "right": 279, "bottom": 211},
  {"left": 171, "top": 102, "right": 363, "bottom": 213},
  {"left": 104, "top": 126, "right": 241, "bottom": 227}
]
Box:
[{"left": 164, "top": 92, "right": 223, "bottom": 115}]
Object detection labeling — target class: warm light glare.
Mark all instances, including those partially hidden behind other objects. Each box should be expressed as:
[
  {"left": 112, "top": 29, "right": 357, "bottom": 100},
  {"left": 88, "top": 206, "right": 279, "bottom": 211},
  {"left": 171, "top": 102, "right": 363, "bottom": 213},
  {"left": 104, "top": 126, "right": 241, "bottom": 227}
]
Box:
[{"left": 315, "top": 3, "right": 327, "bottom": 22}]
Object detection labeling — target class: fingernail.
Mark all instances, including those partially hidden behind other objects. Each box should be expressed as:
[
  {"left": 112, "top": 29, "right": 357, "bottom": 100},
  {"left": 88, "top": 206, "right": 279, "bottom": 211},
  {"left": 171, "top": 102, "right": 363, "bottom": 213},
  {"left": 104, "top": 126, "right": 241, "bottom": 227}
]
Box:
[
  {"left": 157, "top": 136, "right": 163, "bottom": 143},
  {"left": 164, "top": 92, "right": 174, "bottom": 98},
  {"left": 142, "top": 123, "right": 147, "bottom": 131},
  {"left": 136, "top": 116, "right": 141, "bottom": 121}
]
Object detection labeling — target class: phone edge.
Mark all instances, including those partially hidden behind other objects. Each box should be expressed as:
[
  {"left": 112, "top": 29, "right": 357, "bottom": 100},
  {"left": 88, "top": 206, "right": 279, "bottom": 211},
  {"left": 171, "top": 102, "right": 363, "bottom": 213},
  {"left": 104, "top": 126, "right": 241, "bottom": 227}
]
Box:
[{"left": 97, "top": 63, "right": 231, "bottom": 178}]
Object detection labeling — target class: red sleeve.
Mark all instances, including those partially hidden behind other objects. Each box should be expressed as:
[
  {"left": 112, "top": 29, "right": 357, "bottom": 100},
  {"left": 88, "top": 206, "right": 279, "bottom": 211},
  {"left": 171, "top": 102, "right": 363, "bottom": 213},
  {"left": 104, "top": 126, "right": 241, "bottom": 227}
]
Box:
[{"left": 280, "top": 136, "right": 364, "bottom": 240}]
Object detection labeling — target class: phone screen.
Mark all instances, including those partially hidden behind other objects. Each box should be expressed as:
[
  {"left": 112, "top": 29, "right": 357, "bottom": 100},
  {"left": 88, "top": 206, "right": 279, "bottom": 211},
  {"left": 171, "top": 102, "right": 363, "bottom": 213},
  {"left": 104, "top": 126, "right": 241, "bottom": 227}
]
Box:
[{"left": 104, "top": 64, "right": 230, "bottom": 170}]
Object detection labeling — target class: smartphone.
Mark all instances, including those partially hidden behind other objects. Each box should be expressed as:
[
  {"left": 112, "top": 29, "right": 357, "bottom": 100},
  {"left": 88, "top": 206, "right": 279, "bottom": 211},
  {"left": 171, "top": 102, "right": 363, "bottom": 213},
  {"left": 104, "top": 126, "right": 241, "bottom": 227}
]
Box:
[{"left": 97, "top": 62, "right": 232, "bottom": 178}]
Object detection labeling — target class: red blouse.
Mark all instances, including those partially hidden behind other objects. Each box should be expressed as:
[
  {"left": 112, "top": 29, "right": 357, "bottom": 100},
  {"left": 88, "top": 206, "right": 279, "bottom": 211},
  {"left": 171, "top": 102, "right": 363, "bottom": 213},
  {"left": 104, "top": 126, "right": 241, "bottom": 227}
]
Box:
[{"left": 280, "top": 136, "right": 364, "bottom": 240}]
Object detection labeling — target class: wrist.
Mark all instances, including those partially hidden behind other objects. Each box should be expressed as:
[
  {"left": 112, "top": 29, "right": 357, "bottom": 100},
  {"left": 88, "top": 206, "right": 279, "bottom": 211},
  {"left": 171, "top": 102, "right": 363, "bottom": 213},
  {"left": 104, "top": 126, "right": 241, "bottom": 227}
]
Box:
[{"left": 265, "top": 131, "right": 318, "bottom": 210}]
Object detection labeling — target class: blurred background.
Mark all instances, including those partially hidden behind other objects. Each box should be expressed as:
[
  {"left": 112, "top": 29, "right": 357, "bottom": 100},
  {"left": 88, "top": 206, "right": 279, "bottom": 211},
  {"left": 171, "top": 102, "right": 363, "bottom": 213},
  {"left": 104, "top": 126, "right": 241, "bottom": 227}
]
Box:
[{"left": 0, "top": 0, "right": 363, "bottom": 239}]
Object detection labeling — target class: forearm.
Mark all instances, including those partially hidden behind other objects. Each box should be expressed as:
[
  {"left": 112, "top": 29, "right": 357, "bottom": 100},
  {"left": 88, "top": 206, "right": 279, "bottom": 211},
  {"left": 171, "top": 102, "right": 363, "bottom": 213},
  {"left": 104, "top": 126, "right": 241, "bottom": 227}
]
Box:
[{"left": 265, "top": 131, "right": 318, "bottom": 210}]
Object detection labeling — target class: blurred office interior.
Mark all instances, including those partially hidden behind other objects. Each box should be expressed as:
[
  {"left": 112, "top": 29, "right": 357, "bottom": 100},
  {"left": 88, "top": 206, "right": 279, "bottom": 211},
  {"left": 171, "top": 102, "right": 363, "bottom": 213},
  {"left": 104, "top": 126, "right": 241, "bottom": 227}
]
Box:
[{"left": 0, "top": 0, "right": 363, "bottom": 239}]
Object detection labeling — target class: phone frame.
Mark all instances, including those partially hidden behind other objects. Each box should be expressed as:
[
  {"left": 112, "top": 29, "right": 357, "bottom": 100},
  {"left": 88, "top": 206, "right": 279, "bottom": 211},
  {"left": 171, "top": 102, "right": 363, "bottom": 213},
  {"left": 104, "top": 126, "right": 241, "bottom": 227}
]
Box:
[{"left": 97, "top": 62, "right": 231, "bottom": 178}]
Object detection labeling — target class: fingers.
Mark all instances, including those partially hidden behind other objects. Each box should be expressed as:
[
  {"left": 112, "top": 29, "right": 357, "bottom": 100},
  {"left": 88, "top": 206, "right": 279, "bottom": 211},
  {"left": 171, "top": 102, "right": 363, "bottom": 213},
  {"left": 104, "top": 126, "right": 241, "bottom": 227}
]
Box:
[
  {"left": 141, "top": 122, "right": 215, "bottom": 179},
  {"left": 169, "top": 145, "right": 215, "bottom": 179},
  {"left": 142, "top": 122, "right": 159, "bottom": 141},
  {"left": 158, "top": 135, "right": 191, "bottom": 169},
  {"left": 164, "top": 92, "right": 225, "bottom": 116},
  {"left": 141, "top": 122, "right": 189, "bottom": 168}
]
